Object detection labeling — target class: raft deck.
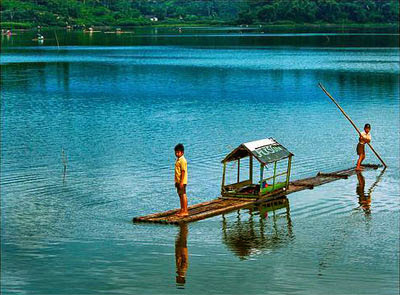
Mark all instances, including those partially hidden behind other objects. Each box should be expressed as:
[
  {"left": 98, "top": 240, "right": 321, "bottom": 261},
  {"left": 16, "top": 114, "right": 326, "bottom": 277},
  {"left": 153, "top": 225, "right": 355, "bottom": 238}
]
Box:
[{"left": 133, "top": 164, "right": 380, "bottom": 225}]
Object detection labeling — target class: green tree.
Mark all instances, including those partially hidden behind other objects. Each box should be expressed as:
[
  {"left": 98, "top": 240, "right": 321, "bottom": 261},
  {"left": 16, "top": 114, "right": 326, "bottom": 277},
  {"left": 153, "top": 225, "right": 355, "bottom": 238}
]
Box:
[{"left": 0, "top": 0, "right": 398, "bottom": 27}]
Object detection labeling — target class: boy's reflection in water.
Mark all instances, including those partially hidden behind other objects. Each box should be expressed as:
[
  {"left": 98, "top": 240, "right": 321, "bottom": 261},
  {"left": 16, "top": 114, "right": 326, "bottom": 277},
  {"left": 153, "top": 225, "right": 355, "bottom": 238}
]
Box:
[
  {"left": 175, "top": 223, "right": 188, "bottom": 286},
  {"left": 356, "top": 171, "right": 371, "bottom": 214},
  {"left": 355, "top": 168, "right": 386, "bottom": 216}
]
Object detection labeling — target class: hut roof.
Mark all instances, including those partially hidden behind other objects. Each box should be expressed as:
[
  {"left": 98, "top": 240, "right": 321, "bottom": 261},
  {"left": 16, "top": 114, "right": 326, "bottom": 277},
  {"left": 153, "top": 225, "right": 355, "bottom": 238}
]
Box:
[{"left": 222, "top": 138, "right": 293, "bottom": 164}]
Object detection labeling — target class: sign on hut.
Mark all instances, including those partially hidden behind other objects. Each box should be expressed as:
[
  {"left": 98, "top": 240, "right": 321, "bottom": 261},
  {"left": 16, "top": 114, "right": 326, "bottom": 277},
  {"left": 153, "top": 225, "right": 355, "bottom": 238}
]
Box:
[{"left": 221, "top": 138, "right": 293, "bottom": 198}]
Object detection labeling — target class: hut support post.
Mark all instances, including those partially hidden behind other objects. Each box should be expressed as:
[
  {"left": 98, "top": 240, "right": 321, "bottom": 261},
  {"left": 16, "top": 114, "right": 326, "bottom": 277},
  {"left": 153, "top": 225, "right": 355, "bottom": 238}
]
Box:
[
  {"left": 273, "top": 161, "right": 277, "bottom": 189},
  {"left": 259, "top": 164, "right": 264, "bottom": 196},
  {"left": 250, "top": 156, "right": 253, "bottom": 184},
  {"left": 222, "top": 162, "right": 226, "bottom": 191},
  {"left": 286, "top": 156, "right": 292, "bottom": 189},
  {"left": 237, "top": 159, "right": 240, "bottom": 183}
]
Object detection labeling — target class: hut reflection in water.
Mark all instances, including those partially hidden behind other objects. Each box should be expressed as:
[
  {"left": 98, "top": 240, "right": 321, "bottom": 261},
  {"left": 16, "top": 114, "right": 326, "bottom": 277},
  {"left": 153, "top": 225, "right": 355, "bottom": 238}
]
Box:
[{"left": 221, "top": 196, "right": 293, "bottom": 259}]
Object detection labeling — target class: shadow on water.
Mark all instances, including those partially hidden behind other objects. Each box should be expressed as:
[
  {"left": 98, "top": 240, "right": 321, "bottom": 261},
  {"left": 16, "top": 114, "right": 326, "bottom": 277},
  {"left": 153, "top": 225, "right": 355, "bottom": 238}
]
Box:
[{"left": 221, "top": 196, "right": 293, "bottom": 260}]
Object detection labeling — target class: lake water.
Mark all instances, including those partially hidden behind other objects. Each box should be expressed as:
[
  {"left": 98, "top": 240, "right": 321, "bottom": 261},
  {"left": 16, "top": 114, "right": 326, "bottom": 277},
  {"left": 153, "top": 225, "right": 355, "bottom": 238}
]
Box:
[{"left": 1, "top": 27, "right": 399, "bottom": 294}]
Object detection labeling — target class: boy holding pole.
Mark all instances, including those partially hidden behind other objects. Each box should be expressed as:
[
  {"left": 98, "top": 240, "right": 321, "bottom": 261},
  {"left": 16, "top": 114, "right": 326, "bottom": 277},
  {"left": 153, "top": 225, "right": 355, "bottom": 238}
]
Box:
[
  {"left": 318, "top": 83, "right": 386, "bottom": 168},
  {"left": 356, "top": 123, "right": 371, "bottom": 171}
]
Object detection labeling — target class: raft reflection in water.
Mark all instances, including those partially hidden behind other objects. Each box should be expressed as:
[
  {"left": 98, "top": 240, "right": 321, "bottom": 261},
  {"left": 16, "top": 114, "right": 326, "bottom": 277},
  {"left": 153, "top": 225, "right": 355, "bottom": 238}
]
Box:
[
  {"left": 222, "top": 196, "right": 293, "bottom": 259},
  {"left": 175, "top": 223, "right": 189, "bottom": 286}
]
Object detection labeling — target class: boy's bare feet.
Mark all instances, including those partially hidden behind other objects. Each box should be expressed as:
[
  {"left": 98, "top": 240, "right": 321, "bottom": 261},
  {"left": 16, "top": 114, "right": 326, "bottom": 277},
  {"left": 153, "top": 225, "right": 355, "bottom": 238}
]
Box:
[{"left": 176, "top": 212, "right": 189, "bottom": 217}]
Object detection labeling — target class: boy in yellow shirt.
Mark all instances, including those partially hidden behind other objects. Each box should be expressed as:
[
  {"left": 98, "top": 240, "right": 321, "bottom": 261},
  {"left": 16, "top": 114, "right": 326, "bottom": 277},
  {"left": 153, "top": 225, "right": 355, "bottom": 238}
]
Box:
[
  {"left": 174, "top": 143, "right": 188, "bottom": 216},
  {"left": 356, "top": 123, "right": 371, "bottom": 171}
]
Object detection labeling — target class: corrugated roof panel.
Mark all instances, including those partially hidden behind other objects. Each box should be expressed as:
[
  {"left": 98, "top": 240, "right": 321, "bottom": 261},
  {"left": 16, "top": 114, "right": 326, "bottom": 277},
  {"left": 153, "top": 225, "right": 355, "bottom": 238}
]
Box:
[
  {"left": 243, "top": 138, "right": 276, "bottom": 151},
  {"left": 251, "top": 143, "right": 292, "bottom": 164},
  {"left": 222, "top": 138, "right": 293, "bottom": 164}
]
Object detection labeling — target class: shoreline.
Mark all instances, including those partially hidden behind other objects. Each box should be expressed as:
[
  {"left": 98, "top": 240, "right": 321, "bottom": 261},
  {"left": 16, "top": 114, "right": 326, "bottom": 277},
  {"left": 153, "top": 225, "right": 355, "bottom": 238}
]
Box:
[{"left": 1, "top": 22, "right": 398, "bottom": 33}]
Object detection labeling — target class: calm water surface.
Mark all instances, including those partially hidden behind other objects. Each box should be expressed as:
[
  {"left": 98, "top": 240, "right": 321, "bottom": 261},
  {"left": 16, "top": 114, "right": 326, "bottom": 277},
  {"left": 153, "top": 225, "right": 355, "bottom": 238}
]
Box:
[{"left": 1, "top": 28, "right": 399, "bottom": 294}]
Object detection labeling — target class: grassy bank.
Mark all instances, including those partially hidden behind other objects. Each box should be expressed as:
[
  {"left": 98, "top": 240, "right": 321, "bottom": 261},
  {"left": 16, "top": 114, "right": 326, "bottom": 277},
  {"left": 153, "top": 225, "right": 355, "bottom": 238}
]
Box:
[
  {"left": 150, "top": 22, "right": 399, "bottom": 30},
  {"left": 1, "top": 22, "right": 33, "bottom": 29}
]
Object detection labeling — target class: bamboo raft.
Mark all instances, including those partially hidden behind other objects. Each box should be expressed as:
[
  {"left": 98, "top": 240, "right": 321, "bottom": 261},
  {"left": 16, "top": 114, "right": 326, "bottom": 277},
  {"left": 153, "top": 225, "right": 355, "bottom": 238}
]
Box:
[{"left": 133, "top": 164, "right": 381, "bottom": 225}]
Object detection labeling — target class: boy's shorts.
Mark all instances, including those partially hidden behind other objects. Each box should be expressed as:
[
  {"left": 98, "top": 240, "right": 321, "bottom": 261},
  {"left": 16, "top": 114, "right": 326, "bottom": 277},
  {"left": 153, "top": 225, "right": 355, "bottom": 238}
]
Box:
[
  {"left": 356, "top": 143, "right": 365, "bottom": 155},
  {"left": 175, "top": 183, "right": 187, "bottom": 195}
]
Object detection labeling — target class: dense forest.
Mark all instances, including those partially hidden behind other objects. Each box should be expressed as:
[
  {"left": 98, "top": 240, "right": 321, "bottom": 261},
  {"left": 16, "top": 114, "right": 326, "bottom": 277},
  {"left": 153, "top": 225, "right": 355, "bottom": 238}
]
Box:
[{"left": 1, "top": 0, "right": 399, "bottom": 28}]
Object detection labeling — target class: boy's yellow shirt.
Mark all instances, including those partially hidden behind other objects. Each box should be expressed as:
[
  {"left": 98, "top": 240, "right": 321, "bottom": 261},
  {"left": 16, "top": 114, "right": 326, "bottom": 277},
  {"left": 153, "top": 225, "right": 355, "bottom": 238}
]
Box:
[{"left": 175, "top": 155, "right": 188, "bottom": 184}]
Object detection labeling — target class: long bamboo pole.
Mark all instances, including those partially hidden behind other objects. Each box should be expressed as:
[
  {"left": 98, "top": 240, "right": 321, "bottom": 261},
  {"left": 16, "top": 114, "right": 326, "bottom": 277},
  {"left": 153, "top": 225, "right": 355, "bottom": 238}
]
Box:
[{"left": 318, "top": 83, "right": 387, "bottom": 168}]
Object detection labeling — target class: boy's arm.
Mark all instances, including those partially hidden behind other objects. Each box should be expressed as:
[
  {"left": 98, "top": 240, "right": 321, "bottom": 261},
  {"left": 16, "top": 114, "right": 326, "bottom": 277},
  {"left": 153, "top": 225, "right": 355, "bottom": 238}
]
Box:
[
  {"left": 180, "top": 170, "right": 185, "bottom": 188},
  {"left": 360, "top": 133, "right": 371, "bottom": 143},
  {"left": 179, "top": 160, "right": 187, "bottom": 188}
]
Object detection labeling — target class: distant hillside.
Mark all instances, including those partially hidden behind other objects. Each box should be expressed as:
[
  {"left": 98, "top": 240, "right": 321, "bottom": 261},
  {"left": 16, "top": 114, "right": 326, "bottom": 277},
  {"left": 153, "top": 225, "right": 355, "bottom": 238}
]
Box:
[{"left": 1, "top": 0, "right": 398, "bottom": 28}]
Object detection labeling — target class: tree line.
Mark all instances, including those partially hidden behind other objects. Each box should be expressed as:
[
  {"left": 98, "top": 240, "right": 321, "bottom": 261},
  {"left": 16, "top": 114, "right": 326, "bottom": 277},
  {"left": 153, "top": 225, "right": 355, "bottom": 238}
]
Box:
[{"left": 1, "top": 0, "right": 398, "bottom": 28}]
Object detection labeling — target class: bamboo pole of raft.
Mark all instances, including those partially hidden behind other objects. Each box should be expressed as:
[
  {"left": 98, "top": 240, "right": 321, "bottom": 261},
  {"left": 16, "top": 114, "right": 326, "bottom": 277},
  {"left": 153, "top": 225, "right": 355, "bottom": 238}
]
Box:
[
  {"left": 134, "top": 198, "right": 225, "bottom": 221},
  {"left": 318, "top": 83, "right": 387, "bottom": 168}
]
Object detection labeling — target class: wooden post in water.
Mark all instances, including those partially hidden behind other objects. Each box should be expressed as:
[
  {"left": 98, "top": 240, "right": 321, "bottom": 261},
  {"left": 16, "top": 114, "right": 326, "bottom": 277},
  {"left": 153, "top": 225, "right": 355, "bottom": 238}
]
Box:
[
  {"left": 318, "top": 83, "right": 387, "bottom": 168},
  {"left": 61, "top": 148, "right": 67, "bottom": 182},
  {"left": 54, "top": 30, "right": 60, "bottom": 50}
]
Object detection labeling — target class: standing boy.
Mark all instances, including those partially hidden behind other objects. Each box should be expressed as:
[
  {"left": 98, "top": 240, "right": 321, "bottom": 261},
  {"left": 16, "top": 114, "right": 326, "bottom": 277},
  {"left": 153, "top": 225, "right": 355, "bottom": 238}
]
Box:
[
  {"left": 356, "top": 123, "right": 371, "bottom": 171},
  {"left": 174, "top": 143, "right": 188, "bottom": 216}
]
